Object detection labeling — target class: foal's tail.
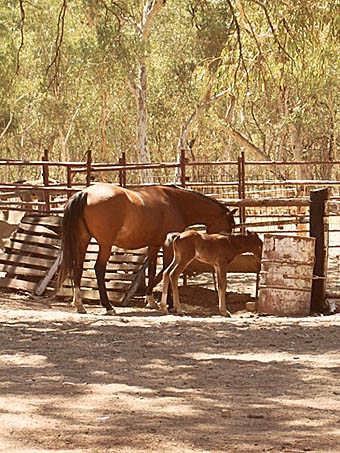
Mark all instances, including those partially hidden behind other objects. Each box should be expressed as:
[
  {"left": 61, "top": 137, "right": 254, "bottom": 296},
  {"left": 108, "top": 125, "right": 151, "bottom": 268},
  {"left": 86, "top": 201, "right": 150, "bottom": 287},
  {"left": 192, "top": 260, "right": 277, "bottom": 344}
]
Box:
[
  {"left": 58, "top": 191, "right": 88, "bottom": 288},
  {"left": 165, "top": 232, "right": 181, "bottom": 248}
]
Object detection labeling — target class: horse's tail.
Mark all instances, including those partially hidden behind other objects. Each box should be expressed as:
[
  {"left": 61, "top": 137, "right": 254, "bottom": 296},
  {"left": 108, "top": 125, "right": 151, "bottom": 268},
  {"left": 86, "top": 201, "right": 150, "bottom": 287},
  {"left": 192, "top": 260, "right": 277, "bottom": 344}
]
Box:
[
  {"left": 58, "top": 191, "right": 88, "bottom": 288},
  {"left": 165, "top": 232, "right": 181, "bottom": 248}
]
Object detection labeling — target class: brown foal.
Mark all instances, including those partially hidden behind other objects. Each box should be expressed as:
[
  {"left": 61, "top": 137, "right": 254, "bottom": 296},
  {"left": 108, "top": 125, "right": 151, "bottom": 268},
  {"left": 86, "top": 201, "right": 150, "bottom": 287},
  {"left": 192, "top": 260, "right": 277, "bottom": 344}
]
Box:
[{"left": 160, "top": 230, "right": 263, "bottom": 317}]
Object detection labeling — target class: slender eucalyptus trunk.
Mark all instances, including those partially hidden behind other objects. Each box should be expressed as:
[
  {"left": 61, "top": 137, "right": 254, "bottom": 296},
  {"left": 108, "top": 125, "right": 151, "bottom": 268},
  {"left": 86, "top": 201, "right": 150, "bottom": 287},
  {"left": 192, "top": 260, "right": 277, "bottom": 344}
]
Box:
[{"left": 135, "top": 59, "right": 153, "bottom": 183}]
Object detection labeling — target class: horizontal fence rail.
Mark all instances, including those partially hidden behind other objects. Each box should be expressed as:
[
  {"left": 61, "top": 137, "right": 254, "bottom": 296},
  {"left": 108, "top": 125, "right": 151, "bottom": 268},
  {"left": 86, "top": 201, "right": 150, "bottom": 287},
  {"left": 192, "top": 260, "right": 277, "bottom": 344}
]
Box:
[{"left": 0, "top": 151, "right": 339, "bottom": 311}]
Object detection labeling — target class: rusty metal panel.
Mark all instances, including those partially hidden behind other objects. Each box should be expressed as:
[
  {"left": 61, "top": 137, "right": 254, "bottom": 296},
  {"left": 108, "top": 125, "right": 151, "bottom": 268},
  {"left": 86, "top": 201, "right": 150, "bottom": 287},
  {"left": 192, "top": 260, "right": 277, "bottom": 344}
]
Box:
[{"left": 258, "top": 234, "right": 316, "bottom": 316}]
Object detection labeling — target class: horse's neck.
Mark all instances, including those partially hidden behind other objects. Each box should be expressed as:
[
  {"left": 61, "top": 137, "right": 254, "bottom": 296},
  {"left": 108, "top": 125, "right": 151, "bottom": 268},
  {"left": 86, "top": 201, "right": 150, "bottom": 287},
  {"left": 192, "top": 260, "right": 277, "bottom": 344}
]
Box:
[{"left": 173, "top": 190, "right": 222, "bottom": 225}]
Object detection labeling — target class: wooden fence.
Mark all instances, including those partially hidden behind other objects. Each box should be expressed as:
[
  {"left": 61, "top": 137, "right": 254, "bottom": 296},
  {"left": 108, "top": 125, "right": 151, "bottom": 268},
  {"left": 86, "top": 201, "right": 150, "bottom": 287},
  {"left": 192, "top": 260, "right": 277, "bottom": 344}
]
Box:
[
  {"left": 0, "top": 152, "right": 339, "bottom": 311},
  {"left": 2, "top": 150, "right": 340, "bottom": 213}
]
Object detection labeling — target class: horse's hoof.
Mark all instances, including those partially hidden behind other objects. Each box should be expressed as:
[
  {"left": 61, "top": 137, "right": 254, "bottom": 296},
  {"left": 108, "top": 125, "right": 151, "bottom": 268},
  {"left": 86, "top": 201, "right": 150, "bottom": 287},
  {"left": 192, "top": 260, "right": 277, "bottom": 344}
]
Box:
[
  {"left": 221, "top": 311, "right": 232, "bottom": 317},
  {"left": 76, "top": 307, "right": 87, "bottom": 314},
  {"left": 105, "top": 309, "right": 116, "bottom": 316},
  {"left": 145, "top": 296, "right": 160, "bottom": 310},
  {"left": 146, "top": 303, "right": 160, "bottom": 310}
]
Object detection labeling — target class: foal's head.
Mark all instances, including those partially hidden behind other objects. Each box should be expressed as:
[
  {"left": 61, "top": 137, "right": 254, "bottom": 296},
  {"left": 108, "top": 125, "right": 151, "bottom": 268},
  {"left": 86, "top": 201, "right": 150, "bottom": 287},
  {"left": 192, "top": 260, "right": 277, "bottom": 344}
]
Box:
[
  {"left": 245, "top": 231, "right": 263, "bottom": 259},
  {"left": 206, "top": 208, "right": 237, "bottom": 235}
]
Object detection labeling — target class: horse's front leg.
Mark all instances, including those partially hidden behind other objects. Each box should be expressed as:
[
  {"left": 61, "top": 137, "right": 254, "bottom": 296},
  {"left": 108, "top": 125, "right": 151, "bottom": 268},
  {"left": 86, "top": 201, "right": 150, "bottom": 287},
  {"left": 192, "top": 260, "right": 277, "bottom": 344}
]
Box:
[
  {"left": 215, "top": 265, "right": 231, "bottom": 317},
  {"left": 145, "top": 247, "right": 160, "bottom": 309},
  {"left": 95, "top": 244, "right": 116, "bottom": 315}
]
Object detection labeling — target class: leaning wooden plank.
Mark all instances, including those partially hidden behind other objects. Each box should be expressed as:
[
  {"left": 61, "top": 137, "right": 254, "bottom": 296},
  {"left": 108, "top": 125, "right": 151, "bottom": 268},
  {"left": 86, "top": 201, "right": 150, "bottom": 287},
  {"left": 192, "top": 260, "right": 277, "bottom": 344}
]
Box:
[
  {"left": 21, "top": 215, "right": 62, "bottom": 227},
  {"left": 35, "top": 253, "right": 63, "bottom": 296},
  {"left": 20, "top": 216, "right": 62, "bottom": 236},
  {"left": 0, "top": 277, "right": 37, "bottom": 292},
  {"left": 9, "top": 233, "right": 60, "bottom": 247},
  {"left": 0, "top": 253, "right": 55, "bottom": 269},
  {"left": 0, "top": 264, "right": 47, "bottom": 278},
  {"left": 18, "top": 222, "right": 60, "bottom": 238},
  {"left": 5, "top": 241, "right": 59, "bottom": 258},
  {"left": 122, "top": 258, "right": 149, "bottom": 307}
]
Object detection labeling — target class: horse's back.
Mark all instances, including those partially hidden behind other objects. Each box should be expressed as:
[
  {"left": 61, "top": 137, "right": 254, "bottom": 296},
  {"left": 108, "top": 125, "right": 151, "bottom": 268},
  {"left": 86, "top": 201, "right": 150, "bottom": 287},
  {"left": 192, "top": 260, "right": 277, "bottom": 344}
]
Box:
[
  {"left": 82, "top": 184, "right": 177, "bottom": 248},
  {"left": 85, "top": 183, "right": 125, "bottom": 204}
]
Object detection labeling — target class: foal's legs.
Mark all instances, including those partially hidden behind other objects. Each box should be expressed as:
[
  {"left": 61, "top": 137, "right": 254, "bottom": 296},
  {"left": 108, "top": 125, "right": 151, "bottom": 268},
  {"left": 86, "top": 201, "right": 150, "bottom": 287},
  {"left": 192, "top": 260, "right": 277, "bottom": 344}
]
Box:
[
  {"left": 215, "top": 265, "right": 231, "bottom": 317},
  {"left": 160, "top": 259, "right": 177, "bottom": 314},
  {"left": 147, "top": 244, "right": 174, "bottom": 310},
  {"left": 169, "top": 257, "right": 194, "bottom": 315},
  {"left": 161, "top": 247, "right": 195, "bottom": 315},
  {"left": 160, "top": 263, "right": 173, "bottom": 314},
  {"left": 95, "top": 243, "right": 116, "bottom": 315}
]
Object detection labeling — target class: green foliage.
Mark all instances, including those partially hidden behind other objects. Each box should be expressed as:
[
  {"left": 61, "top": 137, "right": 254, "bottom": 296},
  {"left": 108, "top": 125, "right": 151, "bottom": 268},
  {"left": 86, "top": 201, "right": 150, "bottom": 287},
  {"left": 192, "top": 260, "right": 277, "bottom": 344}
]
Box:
[{"left": 0, "top": 0, "right": 338, "bottom": 182}]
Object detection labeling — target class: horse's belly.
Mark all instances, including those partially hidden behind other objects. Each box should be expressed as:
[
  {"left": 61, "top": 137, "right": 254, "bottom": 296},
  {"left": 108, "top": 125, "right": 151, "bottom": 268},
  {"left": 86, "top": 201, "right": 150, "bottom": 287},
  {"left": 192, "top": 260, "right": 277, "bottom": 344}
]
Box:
[{"left": 113, "top": 224, "right": 158, "bottom": 249}]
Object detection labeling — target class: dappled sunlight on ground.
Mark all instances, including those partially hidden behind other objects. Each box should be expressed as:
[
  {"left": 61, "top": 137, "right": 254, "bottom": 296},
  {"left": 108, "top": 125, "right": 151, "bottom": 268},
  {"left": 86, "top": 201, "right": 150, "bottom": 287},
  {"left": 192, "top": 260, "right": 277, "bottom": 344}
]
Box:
[{"left": 0, "top": 290, "right": 340, "bottom": 452}]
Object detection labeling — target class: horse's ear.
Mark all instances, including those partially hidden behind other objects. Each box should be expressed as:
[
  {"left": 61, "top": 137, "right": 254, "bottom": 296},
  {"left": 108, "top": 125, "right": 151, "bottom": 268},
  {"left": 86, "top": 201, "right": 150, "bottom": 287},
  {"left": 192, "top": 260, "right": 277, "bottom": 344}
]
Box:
[{"left": 230, "top": 208, "right": 238, "bottom": 215}]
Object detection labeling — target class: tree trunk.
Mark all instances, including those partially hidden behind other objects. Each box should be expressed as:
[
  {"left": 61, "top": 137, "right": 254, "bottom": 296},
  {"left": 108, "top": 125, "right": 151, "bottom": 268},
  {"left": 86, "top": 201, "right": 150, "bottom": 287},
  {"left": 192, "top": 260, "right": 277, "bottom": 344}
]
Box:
[
  {"left": 100, "top": 91, "right": 107, "bottom": 163},
  {"left": 292, "top": 123, "right": 308, "bottom": 180},
  {"left": 135, "top": 59, "right": 153, "bottom": 183},
  {"left": 57, "top": 122, "right": 67, "bottom": 162},
  {"left": 132, "top": 1, "right": 167, "bottom": 184}
]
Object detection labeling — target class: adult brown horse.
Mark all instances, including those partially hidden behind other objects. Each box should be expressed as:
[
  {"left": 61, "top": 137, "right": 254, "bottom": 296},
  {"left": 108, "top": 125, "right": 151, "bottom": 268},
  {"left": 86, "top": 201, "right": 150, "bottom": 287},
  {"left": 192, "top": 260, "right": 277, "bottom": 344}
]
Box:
[{"left": 58, "top": 183, "right": 237, "bottom": 315}]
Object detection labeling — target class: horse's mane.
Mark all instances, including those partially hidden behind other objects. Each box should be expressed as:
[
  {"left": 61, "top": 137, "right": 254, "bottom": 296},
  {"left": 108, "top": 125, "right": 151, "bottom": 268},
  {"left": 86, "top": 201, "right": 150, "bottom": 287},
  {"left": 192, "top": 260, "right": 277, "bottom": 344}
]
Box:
[{"left": 165, "top": 184, "right": 226, "bottom": 211}]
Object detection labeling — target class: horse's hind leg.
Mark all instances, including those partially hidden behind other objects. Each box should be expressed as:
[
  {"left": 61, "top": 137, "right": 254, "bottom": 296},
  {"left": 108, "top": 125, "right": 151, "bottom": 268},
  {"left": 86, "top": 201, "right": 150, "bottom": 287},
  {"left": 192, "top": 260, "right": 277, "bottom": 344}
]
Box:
[
  {"left": 95, "top": 244, "right": 116, "bottom": 315},
  {"left": 215, "top": 265, "right": 231, "bottom": 317},
  {"left": 72, "top": 236, "right": 90, "bottom": 314}
]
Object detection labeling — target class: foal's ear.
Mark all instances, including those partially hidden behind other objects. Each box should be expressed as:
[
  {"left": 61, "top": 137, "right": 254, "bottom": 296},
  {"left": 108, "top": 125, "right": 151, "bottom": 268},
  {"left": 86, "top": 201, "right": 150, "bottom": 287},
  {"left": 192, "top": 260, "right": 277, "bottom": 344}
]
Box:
[{"left": 229, "top": 208, "right": 238, "bottom": 215}]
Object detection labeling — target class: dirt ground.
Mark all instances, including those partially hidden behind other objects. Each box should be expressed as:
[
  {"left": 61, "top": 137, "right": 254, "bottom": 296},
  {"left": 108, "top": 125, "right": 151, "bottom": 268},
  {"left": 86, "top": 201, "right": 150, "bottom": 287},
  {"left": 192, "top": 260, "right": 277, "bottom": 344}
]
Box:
[{"left": 0, "top": 281, "right": 340, "bottom": 453}]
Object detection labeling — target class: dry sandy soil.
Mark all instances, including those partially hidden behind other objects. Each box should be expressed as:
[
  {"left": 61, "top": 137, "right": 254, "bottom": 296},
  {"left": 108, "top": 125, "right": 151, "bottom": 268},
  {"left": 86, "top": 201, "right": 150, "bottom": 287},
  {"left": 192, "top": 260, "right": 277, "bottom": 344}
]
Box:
[{"left": 0, "top": 282, "right": 340, "bottom": 453}]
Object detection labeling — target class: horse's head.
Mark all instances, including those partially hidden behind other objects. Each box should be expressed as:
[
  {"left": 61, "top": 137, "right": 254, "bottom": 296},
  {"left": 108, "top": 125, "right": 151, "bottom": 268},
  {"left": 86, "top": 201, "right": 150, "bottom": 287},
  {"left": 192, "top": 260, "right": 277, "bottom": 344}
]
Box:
[
  {"left": 246, "top": 230, "right": 263, "bottom": 259},
  {"left": 206, "top": 208, "right": 237, "bottom": 234}
]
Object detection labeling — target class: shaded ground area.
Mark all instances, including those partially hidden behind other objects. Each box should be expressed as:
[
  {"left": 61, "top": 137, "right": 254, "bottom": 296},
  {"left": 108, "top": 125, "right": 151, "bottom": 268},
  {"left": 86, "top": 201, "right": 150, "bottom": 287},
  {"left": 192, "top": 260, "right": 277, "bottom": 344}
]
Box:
[{"left": 0, "top": 288, "right": 340, "bottom": 453}]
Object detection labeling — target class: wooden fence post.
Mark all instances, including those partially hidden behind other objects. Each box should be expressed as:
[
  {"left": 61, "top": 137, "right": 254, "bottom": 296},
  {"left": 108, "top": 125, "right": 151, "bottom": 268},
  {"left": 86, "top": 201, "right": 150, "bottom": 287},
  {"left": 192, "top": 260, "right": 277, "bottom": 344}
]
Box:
[
  {"left": 42, "top": 149, "right": 50, "bottom": 212},
  {"left": 119, "top": 152, "right": 126, "bottom": 187},
  {"left": 86, "top": 149, "right": 92, "bottom": 187},
  {"left": 237, "top": 151, "right": 246, "bottom": 233},
  {"left": 180, "top": 149, "right": 188, "bottom": 188},
  {"left": 310, "top": 188, "right": 329, "bottom": 313},
  {"left": 67, "top": 167, "right": 72, "bottom": 198}
]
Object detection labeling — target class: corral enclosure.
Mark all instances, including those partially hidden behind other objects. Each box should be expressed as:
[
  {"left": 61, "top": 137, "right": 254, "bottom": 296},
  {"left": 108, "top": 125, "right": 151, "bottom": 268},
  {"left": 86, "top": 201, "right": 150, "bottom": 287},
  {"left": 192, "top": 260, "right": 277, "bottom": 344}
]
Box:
[
  {"left": 0, "top": 152, "right": 339, "bottom": 313},
  {"left": 1, "top": 154, "right": 340, "bottom": 453}
]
